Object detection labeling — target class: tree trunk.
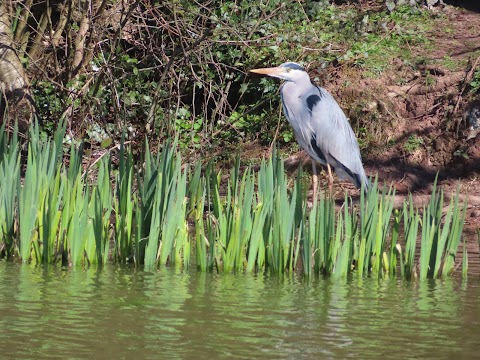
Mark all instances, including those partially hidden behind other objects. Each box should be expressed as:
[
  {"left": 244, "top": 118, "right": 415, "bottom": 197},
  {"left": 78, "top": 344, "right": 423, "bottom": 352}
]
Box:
[{"left": 0, "top": 3, "right": 35, "bottom": 130}]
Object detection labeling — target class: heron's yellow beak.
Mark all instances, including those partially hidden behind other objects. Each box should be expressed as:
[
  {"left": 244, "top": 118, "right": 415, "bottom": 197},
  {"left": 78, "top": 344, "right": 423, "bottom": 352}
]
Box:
[{"left": 250, "top": 67, "right": 284, "bottom": 76}]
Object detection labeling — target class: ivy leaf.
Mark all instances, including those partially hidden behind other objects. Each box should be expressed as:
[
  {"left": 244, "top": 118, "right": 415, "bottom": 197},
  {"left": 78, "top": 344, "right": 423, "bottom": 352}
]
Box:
[{"left": 100, "top": 138, "right": 113, "bottom": 149}]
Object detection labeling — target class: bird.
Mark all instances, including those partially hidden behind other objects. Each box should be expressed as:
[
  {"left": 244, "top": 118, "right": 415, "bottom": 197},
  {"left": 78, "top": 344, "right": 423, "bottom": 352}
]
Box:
[{"left": 250, "top": 62, "right": 368, "bottom": 197}]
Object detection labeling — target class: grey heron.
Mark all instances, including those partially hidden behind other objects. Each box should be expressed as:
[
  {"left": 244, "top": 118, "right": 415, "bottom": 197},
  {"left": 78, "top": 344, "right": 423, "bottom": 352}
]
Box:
[{"left": 250, "top": 62, "right": 368, "bottom": 197}]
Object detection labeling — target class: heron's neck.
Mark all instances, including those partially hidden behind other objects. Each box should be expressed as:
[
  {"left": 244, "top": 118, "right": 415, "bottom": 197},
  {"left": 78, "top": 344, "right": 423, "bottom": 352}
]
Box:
[
  {"left": 282, "top": 73, "right": 312, "bottom": 96},
  {"left": 291, "top": 72, "right": 312, "bottom": 89}
]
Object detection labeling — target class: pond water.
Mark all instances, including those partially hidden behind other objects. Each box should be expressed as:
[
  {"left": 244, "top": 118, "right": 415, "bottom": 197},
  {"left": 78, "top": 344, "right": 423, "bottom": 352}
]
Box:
[{"left": 0, "top": 262, "right": 479, "bottom": 359}]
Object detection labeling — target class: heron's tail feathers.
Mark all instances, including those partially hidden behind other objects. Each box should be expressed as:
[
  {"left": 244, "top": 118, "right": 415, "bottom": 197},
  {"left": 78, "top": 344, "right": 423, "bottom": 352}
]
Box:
[
  {"left": 354, "top": 172, "right": 370, "bottom": 193},
  {"left": 329, "top": 156, "right": 368, "bottom": 191}
]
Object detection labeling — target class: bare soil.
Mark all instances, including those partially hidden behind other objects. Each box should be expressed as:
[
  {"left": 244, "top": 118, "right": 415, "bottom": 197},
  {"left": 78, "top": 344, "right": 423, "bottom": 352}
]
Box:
[
  {"left": 206, "top": 4, "right": 480, "bottom": 267},
  {"left": 365, "top": 6, "right": 480, "bottom": 229},
  {"left": 270, "top": 5, "right": 480, "bottom": 234}
]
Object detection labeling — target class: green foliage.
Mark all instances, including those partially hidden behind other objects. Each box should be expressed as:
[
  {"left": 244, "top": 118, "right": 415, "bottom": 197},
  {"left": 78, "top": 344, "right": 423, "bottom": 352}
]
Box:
[
  {"left": 18, "top": 120, "right": 65, "bottom": 263},
  {"left": 439, "top": 55, "right": 466, "bottom": 72},
  {"left": 404, "top": 134, "right": 424, "bottom": 153},
  {"left": 114, "top": 136, "right": 134, "bottom": 263},
  {"left": 417, "top": 180, "right": 467, "bottom": 279},
  {"left": 140, "top": 142, "right": 189, "bottom": 271},
  {"left": 0, "top": 124, "right": 19, "bottom": 256},
  {"left": 357, "top": 179, "right": 396, "bottom": 277},
  {"left": 0, "top": 123, "right": 469, "bottom": 278},
  {"left": 89, "top": 157, "right": 112, "bottom": 265},
  {"left": 32, "top": 81, "right": 66, "bottom": 124},
  {"left": 469, "top": 68, "right": 480, "bottom": 94},
  {"left": 25, "top": 1, "right": 436, "bottom": 153},
  {"left": 401, "top": 195, "right": 420, "bottom": 278},
  {"left": 336, "top": 5, "right": 431, "bottom": 75}
]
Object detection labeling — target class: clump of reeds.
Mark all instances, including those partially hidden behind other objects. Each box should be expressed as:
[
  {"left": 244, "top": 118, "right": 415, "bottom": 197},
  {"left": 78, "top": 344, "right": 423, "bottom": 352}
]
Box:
[
  {"left": 0, "top": 122, "right": 469, "bottom": 279},
  {"left": 198, "top": 150, "right": 304, "bottom": 273}
]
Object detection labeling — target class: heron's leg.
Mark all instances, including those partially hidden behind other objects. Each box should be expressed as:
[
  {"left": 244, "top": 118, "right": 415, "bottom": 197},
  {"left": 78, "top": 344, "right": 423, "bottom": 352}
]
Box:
[
  {"left": 311, "top": 160, "right": 318, "bottom": 201},
  {"left": 327, "top": 164, "right": 334, "bottom": 196}
]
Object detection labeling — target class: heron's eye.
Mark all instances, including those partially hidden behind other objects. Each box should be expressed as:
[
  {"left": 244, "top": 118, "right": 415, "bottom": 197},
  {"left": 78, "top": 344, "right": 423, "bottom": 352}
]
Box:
[{"left": 286, "top": 68, "right": 291, "bottom": 72}]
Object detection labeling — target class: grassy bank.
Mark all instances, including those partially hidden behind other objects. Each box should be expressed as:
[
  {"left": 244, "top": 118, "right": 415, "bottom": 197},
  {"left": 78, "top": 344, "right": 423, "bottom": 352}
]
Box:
[{"left": 0, "top": 123, "right": 468, "bottom": 279}]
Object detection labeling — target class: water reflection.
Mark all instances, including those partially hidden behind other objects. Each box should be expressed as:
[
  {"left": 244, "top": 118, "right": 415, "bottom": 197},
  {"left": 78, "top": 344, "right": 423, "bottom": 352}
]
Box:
[{"left": 0, "top": 263, "right": 479, "bottom": 359}]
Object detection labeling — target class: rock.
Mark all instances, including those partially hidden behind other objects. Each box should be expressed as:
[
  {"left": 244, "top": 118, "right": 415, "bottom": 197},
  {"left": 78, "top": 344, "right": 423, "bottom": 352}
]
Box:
[{"left": 362, "top": 101, "right": 378, "bottom": 112}]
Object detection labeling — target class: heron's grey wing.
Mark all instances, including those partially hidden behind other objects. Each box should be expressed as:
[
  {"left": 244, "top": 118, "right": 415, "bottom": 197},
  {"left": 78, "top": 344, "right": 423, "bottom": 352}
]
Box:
[
  {"left": 280, "top": 83, "right": 327, "bottom": 165},
  {"left": 307, "top": 87, "right": 368, "bottom": 189}
]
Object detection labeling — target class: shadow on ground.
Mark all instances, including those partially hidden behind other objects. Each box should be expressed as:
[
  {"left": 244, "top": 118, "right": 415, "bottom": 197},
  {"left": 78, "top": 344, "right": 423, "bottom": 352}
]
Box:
[{"left": 444, "top": 0, "right": 480, "bottom": 12}]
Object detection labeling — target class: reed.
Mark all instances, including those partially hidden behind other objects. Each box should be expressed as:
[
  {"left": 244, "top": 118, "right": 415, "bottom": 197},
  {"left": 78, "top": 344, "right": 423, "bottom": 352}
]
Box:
[
  {"left": 0, "top": 123, "right": 469, "bottom": 278},
  {"left": 265, "top": 159, "right": 303, "bottom": 274},
  {"left": 135, "top": 139, "right": 157, "bottom": 265},
  {"left": 205, "top": 157, "right": 253, "bottom": 272},
  {"left": 0, "top": 124, "right": 20, "bottom": 257},
  {"left": 19, "top": 121, "right": 65, "bottom": 263},
  {"left": 440, "top": 184, "right": 467, "bottom": 276},
  {"left": 114, "top": 136, "right": 134, "bottom": 263},
  {"left": 417, "top": 180, "right": 467, "bottom": 279},
  {"left": 201, "top": 150, "right": 304, "bottom": 274},
  {"left": 87, "top": 156, "right": 112, "bottom": 265},
  {"left": 332, "top": 195, "right": 357, "bottom": 279},
  {"left": 193, "top": 172, "right": 207, "bottom": 271},
  {"left": 59, "top": 143, "right": 89, "bottom": 266},
  {"left": 302, "top": 190, "right": 335, "bottom": 276},
  {"left": 402, "top": 195, "right": 420, "bottom": 278},
  {"left": 359, "top": 179, "right": 396, "bottom": 277},
  {"left": 157, "top": 157, "right": 189, "bottom": 269},
  {"left": 137, "top": 140, "right": 190, "bottom": 270}
]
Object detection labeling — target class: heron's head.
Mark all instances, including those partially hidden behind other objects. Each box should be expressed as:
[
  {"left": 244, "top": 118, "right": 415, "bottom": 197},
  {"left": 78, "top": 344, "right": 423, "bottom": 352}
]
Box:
[{"left": 250, "top": 62, "right": 307, "bottom": 82}]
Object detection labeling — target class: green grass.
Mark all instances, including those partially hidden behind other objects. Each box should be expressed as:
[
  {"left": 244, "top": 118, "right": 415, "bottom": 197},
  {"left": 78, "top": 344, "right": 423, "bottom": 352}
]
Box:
[
  {"left": 0, "top": 123, "right": 469, "bottom": 279},
  {"left": 404, "top": 135, "right": 424, "bottom": 153}
]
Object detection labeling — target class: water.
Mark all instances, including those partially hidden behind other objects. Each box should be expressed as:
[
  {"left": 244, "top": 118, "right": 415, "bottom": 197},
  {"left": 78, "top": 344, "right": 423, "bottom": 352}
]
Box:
[{"left": 0, "top": 262, "right": 479, "bottom": 359}]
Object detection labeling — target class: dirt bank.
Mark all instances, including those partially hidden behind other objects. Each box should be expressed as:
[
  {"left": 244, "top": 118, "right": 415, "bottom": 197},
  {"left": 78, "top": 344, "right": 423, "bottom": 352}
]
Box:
[{"left": 268, "top": 5, "right": 480, "bottom": 232}]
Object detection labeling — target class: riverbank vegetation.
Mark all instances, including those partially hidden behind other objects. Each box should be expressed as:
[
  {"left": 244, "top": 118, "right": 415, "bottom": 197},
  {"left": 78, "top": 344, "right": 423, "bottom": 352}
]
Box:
[
  {"left": 1, "top": 1, "right": 456, "bottom": 155},
  {"left": 0, "top": 1, "right": 478, "bottom": 277},
  {"left": 0, "top": 122, "right": 467, "bottom": 278}
]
